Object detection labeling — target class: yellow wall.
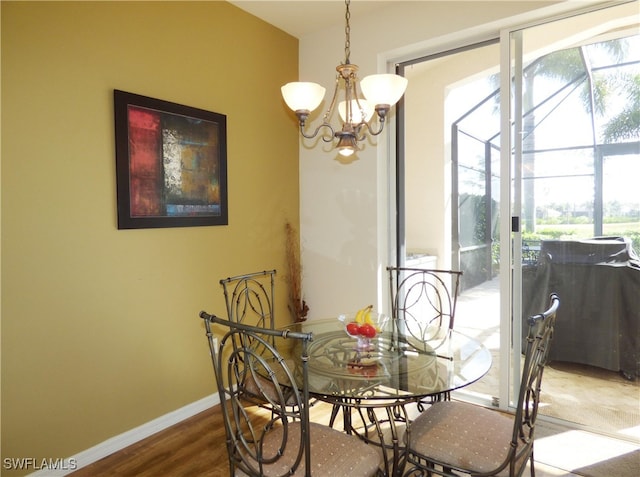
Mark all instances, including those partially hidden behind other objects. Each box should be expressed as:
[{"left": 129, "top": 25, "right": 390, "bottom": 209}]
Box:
[{"left": 1, "top": 0, "right": 299, "bottom": 470}]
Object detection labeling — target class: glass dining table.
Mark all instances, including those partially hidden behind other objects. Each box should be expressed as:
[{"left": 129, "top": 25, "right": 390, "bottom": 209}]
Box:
[{"left": 282, "top": 317, "right": 492, "bottom": 477}]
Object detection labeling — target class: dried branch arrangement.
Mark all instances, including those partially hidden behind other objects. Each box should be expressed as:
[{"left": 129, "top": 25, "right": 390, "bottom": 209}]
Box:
[{"left": 285, "top": 221, "right": 309, "bottom": 322}]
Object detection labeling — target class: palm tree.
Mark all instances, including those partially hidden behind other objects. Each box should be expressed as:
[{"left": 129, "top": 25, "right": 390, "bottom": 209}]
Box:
[
  {"left": 520, "top": 35, "right": 639, "bottom": 234},
  {"left": 602, "top": 72, "right": 640, "bottom": 142}
]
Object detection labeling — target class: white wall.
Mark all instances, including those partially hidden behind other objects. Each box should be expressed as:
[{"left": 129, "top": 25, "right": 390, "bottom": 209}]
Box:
[{"left": 297, "top": 1, "right": 610, "bottom": 319}]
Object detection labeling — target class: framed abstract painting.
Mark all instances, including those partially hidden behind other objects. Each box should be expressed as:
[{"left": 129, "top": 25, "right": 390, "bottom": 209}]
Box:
[{"left": 114, "top": 90, "right": 228, "bottom": 229}]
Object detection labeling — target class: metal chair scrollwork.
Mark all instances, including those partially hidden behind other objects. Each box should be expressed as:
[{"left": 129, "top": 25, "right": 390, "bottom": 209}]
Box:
[
  {"left": 401, "top": 293, "right": 560, "bottom": 477},
  {"left": 387, "top": 266, "right": 462, "bottom": 404},
  {"left": 220, "top": 269, "right": 276, "bottom": 329},
  {"left": 200, "top": 311, "right": 383, "bottom": 477},
  {"left": 387, "top": 267, "right": 463, "bottom": 351}
]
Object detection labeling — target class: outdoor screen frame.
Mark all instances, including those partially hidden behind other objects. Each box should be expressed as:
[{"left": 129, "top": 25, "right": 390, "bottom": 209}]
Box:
[{"left": 114, "top": 89, "right": 228, "bottom": 229}]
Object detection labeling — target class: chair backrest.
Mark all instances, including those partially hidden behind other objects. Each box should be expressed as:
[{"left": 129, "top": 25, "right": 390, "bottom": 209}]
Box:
[
  {"left": 200, "top": 311, "right": 313, "bottom": 477},
  {"left": 511, "top": 293, "right": 560, "bottom": 473},
  {"left": 387, "top": 267, "right": 462, "bottom": 350},
  {"left": 220, "top": 270, "right": 276, "bottom": 330}
]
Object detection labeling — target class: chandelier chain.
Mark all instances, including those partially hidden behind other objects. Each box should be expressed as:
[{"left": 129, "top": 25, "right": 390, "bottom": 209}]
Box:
[{"left": 344, "top": 0, "right": 351, "bottom": 64}]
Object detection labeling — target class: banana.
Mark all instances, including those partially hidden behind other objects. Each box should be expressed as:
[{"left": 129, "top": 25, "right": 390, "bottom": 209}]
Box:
[
  {"left": 354, "top": 307, "right": 365, "bottom": 324},
  {"left": 364, "top": 305, "right": 374, "bottom": 325},
  {"left": 361, "top": 304, "right": 383, "bottom": 332},
  {"left": 355, "top": 304, "right": 373, "bottom": 324}
]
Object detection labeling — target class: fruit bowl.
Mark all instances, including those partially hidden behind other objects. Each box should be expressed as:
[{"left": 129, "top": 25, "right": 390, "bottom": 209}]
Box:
[{"left": 338, "top": 307, "right": 389, "bottom": 351}]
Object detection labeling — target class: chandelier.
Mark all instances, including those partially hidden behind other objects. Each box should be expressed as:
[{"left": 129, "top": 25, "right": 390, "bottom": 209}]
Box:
[{"left": 281, "top": 0, "right": 408, "bottom": 157}]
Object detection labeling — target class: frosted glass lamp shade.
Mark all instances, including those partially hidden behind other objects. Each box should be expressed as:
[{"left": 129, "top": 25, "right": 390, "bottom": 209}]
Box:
[
  {"left": 360, "top": 74, "right": 408, "bottom": 107},
  {"left": 338, "top": 99, "right": 374, "bottom": 124},
  {"left": 281, "top": 82, "right": 326, "bottom": 112}
]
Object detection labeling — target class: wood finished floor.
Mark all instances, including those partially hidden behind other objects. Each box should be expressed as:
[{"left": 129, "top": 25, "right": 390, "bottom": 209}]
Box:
[
  {"left": 68, "top": 400, "right": 628, "bottom": 477},
  {"left": 69, "top": 405, "right": 228, "bottom": 477},
  {"left": 70, "top": 401, "right": 344, "bottom": 477},
  {"left": 67, "top": 402, "right": 394, "bottom": 476}
]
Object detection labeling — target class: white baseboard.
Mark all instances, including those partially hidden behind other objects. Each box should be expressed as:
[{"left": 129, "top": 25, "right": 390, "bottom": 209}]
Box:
[{"left": 28, "top": 393, "right": 220, "bottom": 476}]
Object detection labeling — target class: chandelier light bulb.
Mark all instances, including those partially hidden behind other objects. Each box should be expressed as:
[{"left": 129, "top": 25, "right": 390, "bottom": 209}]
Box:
[
  {"left": 336, "top": 134, "right": 357, "bottom": 156},
  {"left": 339, "top": 147, "right": 356, "bottom": 157}
]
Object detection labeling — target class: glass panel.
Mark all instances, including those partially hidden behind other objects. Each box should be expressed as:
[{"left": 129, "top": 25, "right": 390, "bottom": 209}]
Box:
[
  {"left": 523, "top": 148, "right": 595, "bottom": 239},
  {"left": 459, "top": 135, "right": 488, "bottom": 250},
  {"left": 403, "top": 40, "right": 501, "bottom": 404},
  {"left": 512, "top": 3, "right": 639, "bottom": 440},
  {"left": 603, "top": 153, "right": 640, "bottom": 249},
  {"left": 454, "top": 77, "right": 501, "bottom": 289}
]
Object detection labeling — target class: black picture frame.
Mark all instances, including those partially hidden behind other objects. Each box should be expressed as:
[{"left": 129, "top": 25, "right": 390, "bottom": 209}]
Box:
[{"left": 114, "top": 90, "right": 228, "bottom": 229}]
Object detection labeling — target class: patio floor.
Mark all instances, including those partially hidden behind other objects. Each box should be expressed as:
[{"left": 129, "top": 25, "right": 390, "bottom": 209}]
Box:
[{"left": 453, "top": 276, "right": 640, "bottom": 442}]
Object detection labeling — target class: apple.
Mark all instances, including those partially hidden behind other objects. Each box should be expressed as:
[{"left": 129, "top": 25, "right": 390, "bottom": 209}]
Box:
[
  {"left": 359, "top": 323, "right": 377, "bottom": 338},
  {"left": 346, "top": 322, "right": 361, "bottom": 336}
]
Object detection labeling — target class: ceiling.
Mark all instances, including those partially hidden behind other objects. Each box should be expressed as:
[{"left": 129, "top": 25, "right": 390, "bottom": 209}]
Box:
[{"left": 228, "top": 1, "right": 399, "bottom": 39}]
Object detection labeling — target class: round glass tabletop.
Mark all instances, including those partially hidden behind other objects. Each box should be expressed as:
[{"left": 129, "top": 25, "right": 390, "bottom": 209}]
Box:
[{"left": 283, "top": 318, "right": 492, "bottom": 402}]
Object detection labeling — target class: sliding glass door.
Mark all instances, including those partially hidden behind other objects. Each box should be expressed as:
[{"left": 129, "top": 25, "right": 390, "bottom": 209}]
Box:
[
  {"left": 398, "top": 0, "right": 639, "bottom": 438},
  {"left": 399, "top": 40, "right": 503, "bottom": 406},
  {"left": 507, "top": 2, "right": 639, "bottom": 436}
]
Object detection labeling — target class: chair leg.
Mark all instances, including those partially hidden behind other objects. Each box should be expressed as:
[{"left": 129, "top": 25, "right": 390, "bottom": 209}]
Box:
[
  {"left": 329, "top": 403, "right": 341, "bottom": 427},
  {"left": 530, "top": 452, "right": 535, "bottom": 477}
]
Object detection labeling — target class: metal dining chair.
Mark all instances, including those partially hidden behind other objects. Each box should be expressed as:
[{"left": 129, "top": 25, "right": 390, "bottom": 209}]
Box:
[
  {"left": 220, "top": 269, "right": 295, "bottom": 404},
  {"left": 387, "top": 266, "right": 463, "bottom": 404},
  {"left": 387, "top": 267, "right": 463, "bottom": 349},
  {"left": 200, "top": 311, "right": 383, "bottom": 477},
  {"left": 401, "top": 293, "right": 560, "bottom": 477},
  {"left": 220, "top": 269, "right": 276, "bottom": 330}
]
